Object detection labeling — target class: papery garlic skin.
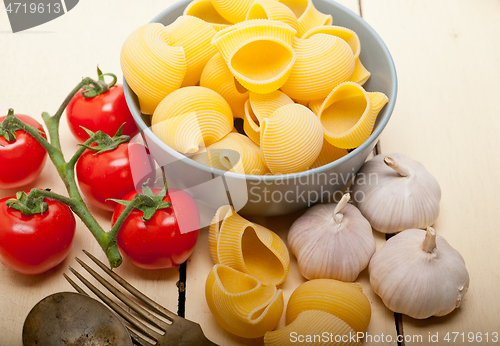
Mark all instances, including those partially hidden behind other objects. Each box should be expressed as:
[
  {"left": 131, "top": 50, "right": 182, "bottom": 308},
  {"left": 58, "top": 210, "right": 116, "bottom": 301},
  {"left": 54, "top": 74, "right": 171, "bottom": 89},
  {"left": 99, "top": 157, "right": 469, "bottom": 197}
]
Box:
[
  {"left": 352, "top": 153, "right": 441, "bottom": 233},
  {"left": 288, "top": 194, "right": 376, "bottom": 281},
  {"left": 369, "top": 228, "right": 469, "bottom": 319}
]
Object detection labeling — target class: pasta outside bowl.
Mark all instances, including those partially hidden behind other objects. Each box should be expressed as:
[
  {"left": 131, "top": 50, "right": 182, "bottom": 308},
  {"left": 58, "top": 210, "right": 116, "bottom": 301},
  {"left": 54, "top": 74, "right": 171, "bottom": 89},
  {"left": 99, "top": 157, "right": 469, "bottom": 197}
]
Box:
[{"left": 123, "top": 0, "right": 397, "bottom": 217}]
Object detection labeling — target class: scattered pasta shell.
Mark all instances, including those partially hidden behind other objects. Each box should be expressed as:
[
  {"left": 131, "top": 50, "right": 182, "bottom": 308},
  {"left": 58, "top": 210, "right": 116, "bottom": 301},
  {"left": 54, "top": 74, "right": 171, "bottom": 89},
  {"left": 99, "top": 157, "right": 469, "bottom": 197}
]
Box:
[
  {"left": 200, "top": 53, "right": 249, "bottom": 119},
  {"left": 277, "top": 0, "right": 332, "bottom": 37},
  {"left": 120, "top": 23, "right": 187, "bottom": 115},
  {"left": 205, "top": 264, "right": 284, "bottom": 338},
  {"left": 309, "top": 138, "right": 349, "bottom": 169},
  {"left": 209, "top": 205, "right": 290, "bottom": 285},
  {"left": 246, "top": 0, "right": 299, "bottom": 33},
  {"left": 280, "top": 35, "right": 355, "bottom": 101},
  {"left": 261, "top": 104, "right": 323, "bottom": 174},
  {"left": 192, "top": 133, "right": 270, "bottom": 175},
  {"left": 151, "top": 86, "right": 233, "bottom": 153},
  {"left": 264, "top": 310, "right": 361, "bottom": 346},
  {"left": 286, "top": 279, "right": 371, "bottom": 333},
  {"left": 165, "top": 16, "right": 217, "bottom": 87},
  {"left": 314, "top": 82, "right": 388, "bottom": 149},
  {"left": 211, "top": 20, "right": 297, "bottom": 94},
  {"left": 183, "top": 0, "right": 231, "bottom": 31},
  {"left": 243, "top": 100, "right": 262, "bottom": 145},
  {"left": 302, "top": 25, "right": 370, "bottom": 85},
  {"left": 211, "top": 0, "right": 255, "bottom": 23}
]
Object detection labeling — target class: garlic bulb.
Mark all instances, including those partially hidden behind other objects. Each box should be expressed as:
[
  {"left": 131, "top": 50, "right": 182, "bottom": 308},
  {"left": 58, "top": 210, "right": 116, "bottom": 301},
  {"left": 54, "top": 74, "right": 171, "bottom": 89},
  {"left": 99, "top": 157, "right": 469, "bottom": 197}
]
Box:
[
  {"left": 351, "top": 153, "right": 441, "bottom": 233},
  {"left": 369, "top": 227, "right": 469, "bottom": 319},
  {"left": 288, "top": 193, "right": 376, "bottom": 281}
]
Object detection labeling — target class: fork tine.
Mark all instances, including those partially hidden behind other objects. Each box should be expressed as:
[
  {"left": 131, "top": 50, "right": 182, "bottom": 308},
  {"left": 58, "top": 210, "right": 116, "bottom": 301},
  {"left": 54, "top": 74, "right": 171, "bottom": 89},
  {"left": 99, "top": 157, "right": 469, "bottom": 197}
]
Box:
[
  {"left": 67, "top": 265, "right": 159, "bottom": 342},
  {"left": 64, "top": 272, "right": 155, "bottom": 346},
  {"left": 74, "top": 257, "right": 169, "bottom": 329},
  {"left": 63, "top": 273, "right": 88, "bottom": 296},
  {"left": 83, "top": 249, "right": 178, "bottom": 320}
]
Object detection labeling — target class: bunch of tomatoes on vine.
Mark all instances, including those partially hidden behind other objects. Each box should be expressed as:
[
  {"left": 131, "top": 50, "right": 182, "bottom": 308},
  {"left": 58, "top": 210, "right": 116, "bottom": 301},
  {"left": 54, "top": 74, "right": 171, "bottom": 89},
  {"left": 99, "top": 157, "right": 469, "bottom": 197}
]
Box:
[{"left": 0, "top": 68, "right": 200, "bottom": 275}]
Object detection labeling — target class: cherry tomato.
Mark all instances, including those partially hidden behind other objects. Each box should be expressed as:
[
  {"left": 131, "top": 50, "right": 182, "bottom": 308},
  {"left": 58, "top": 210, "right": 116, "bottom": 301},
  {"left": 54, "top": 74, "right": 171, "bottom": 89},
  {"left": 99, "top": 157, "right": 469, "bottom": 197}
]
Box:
[
  {"left": 66, "top": 85, "right": 139, "bottom": 142},
  {"left": 111, "top": 188, "right": 200, "bottom": 270},
  {"left": 0, "top": 114, "right": 47, "bottom": 190},
  {"left": 76, "top": 142, "right": 155, "bottom": 212},
  {"left": 0, "top": 194, "right": 76, "bottom": 275}
]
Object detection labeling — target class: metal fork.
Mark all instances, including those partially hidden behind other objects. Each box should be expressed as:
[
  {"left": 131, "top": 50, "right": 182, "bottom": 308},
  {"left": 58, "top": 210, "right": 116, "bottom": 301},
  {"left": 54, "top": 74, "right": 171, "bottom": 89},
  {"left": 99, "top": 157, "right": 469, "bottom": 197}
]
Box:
[{"left": 63, "top": 250, "right": 217, "bottom": 346}]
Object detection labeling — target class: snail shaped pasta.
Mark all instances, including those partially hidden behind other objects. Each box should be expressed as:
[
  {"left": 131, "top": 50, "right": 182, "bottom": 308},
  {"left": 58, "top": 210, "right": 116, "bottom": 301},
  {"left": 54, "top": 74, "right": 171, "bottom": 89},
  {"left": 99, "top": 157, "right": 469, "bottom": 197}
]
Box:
[
  {"left": 260, "top": 104, "right": 323, "bottom": 174},
  {"left": 211, "top": 0, "right": 254, "bottom": 23},
  {"left": 280, "top": 34, "right": 355, "bottom": 101},
  {"left": 246, "top": 0, "right": 299, "bottom": 33},
  {"left": 302, "top": 25, "right": 371, "bottom": 85},
  {"left": 277, "top": 0, "right": 333, "bottom": 37},
  {"left": 164, "top": 16, "right": 217, "bottom": 87},
  {"left": 310, "top": 138, "right": 349, "bottom": 169},
  {"left": 205, "top": 264, "right": 284, "bottom": 338},
  {"left": 243, "top": 90, "right": 294, "bottom": 145},
  {"left": 120, "top": 23, "right": 186, "bottom": 115},
  {"left": 310, "top": 82, "right": 389, "bottom": 149},
  {"left": 264, "top": 310, "right": 361, "bottom": 346},
  {"left": 211, "top": 19, "right": 297, "bottom": 94},
  {"left": 192, "top": 133, "right": 270, "bottom": 175},
  {"left": 209, "top": 205, "right": 290, "bottom": 285},
  {"left": 183, "top": 0, "right": 231, "bottom": 31},
  {"left": 286, "top": 279, "right": 372, "bottom": 333},
  {"left": 200, "top": 53, "right": 249, "bottom": 119},
  {"left": 151, "top": 86, "right": 233, "bottom": 153}
]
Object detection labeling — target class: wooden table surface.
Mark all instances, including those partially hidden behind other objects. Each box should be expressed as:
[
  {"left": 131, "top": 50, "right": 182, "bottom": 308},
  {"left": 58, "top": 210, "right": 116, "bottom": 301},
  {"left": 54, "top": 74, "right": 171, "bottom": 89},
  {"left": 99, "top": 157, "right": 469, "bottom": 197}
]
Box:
[{"left": 1, "top": 0, "right": 499, "bottom": 345}]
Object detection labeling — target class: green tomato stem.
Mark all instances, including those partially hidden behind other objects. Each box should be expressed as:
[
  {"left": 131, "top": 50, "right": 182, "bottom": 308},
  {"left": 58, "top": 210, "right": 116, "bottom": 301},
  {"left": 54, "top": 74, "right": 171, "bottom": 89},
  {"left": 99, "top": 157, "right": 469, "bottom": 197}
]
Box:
[{"left": 4, "top": 72, "right": 132, "bottom": 269}]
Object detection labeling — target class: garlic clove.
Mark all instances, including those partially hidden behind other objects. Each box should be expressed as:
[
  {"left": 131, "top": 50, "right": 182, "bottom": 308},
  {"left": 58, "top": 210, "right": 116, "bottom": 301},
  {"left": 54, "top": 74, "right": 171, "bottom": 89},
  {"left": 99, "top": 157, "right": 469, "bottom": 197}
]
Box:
[
  {"left": 369, "top": 227, "right": 469, "bottom": 319},
  {"left": 288, "top": 193, "right": 376, "bottom": 281},
  {"left": 352, "top": 153, "right": 441, "bottom": 233}
]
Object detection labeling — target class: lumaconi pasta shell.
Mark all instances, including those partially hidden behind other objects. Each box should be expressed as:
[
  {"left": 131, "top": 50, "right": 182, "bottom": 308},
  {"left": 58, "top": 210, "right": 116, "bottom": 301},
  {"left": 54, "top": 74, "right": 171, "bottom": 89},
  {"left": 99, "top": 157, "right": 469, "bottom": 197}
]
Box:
[
  {"left": 280, "top": 35, "right": 355, "bottom": 101},
  {"left": 120, "top": 24, "right": 187, "bottom": 115},
  {"left": 200, "top": 53, "right": 249, "bottom": 119},
  {"left": 243, "top": 100, "right": 261, "bottom": 145},
  {"left": 286, "top": 279, "right": 372, "bottom": 333},
  {"left": 165, "top": 16, "right": 217, "bottom": 87},
  {"left": 243, "top": 90, "right": 294, "bottom": 145},
  {"left": 316, "top": 82, "right": 388, "bottom": 149},
  {"left": 211, "top": 0, "right": 255, "bottom": 23},
  {"left": 309, "top": 138, "right": 349, "bottom": 169},
  {"left": 350, "top": 58, "right": 371, "bottom": 85},
  {"left": 183, "top": 0, "right": 231, "bottom": 31},
  {"left": 151, "top": 86, "right": 233, "bottom": 153},
  {"left": 192, "top": 133, "right": 271, "bottom": 175},
  {"left": 208, "top": 205, "right": 290, "bottom": 285},
  {"left": 211, "top": 20, "right": 297, "bottom": 94},
  {"left": 249, "top": 90, "right": 294, "bottom": 123},
  {"left": 302, "top": 25, "right": 371, "bottom": 85},
  {"left": 264, "top": 310, "right": 361, "bottom": 346},
  {"left": 260, "top": 104, "right": 323, "bottom": 175},
  {"left": 277, "top": 0, "right": 332, "bottom": 37},
  {"left": 205, "top": 264, "right": 284, "bottom": 338},
  {"left": 246, "top": 0, "right": 299, "bottom": 33}
]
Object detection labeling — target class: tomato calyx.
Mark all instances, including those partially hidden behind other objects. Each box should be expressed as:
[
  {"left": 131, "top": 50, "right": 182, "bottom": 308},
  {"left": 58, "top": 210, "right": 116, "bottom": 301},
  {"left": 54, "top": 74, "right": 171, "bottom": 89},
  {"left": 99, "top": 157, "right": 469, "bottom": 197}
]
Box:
[
  {"left": 81, "top": 66, "right": 117, "bottom": 99},
  {"left": 0, "top": 108, "right": 44, "bottom": 144},
  {"left": 6, "top": 190, "right": 50, "bottom": 216},
  {"left": 111, "top": 181, "right": 172, "bottom": 221},
  {"left": 79, "top": 124, "right": 131, "bottom": 154}
]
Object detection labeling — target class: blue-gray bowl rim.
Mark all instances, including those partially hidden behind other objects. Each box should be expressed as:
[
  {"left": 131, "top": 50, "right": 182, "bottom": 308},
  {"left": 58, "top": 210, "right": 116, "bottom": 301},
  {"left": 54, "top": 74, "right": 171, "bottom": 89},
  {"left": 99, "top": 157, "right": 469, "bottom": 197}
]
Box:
[{"left": 123, "top": 0, "right": 398, "bottom": 182}]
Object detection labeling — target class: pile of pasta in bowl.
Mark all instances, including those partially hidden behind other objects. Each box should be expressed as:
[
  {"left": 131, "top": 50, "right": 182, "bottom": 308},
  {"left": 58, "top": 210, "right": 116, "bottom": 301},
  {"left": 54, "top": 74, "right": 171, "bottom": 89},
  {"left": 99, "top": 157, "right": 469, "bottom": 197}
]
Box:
[{"left": 121, "top": 0, "right": 389, "bottom": 176}]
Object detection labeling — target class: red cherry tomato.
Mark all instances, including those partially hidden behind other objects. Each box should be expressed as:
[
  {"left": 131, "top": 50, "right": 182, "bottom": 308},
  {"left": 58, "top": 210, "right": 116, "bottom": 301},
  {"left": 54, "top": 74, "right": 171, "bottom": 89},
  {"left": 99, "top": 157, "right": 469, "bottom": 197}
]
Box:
[
  {"left": 0, "top": 194, "right": 76, "bottom": 275},
  {"left": 66, "top": 85, "right": 139, "bottom": 142},
  {"left": 111, "top": 188, "right": 200, "bottom": 270},
  {"left": 0, "top": 114, "right": 47, "bottom": 190},
  {"left": 76, "top": 142, "right": 155, "bottom": 212}
]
